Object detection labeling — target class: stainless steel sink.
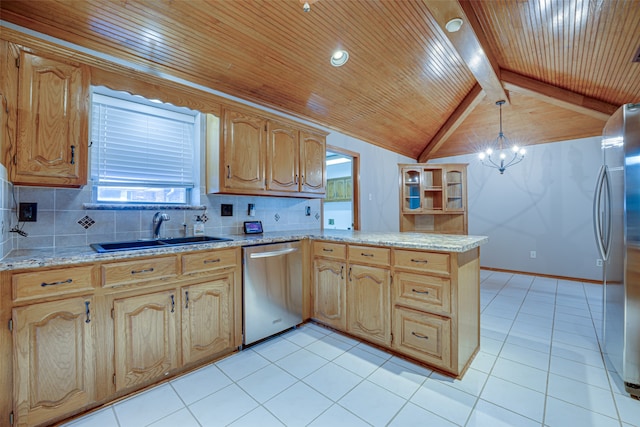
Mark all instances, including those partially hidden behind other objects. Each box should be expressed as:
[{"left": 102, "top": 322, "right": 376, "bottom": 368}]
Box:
[
  {"left": 159, "top": 236, "right": 232, "bottom": 245},
  {"left": 90, "top": 236, "right": 232, "bottom": 253}
]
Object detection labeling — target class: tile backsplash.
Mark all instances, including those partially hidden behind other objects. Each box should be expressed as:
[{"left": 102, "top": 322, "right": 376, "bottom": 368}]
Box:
[{"left": 4, "top": 183, "right": 321, "bottom": 253}]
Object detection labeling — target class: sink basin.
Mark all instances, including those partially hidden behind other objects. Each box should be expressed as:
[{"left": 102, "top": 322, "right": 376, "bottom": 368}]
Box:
[
  {"left": 91, "top": 239, "right": 166, "bottom": 252},
  {"left": 158, "top": 236, "right": 232, "bottom": 245},
  {"left": 91, "top": 236, "right": 233, "bottom": 253}
]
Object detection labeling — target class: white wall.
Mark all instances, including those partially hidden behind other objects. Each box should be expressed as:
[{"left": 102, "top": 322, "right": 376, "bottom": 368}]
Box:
[
  {"left": 327, "top": 133, "right": 414, "bottom": 232},
  {"left": 431, "top": 136, "right": 603, "bottom": 281}
]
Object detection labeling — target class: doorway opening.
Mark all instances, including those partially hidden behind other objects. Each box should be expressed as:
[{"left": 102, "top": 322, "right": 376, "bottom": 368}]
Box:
[{"left": 324, "top": 145, "right": 360, "bottom": 230}]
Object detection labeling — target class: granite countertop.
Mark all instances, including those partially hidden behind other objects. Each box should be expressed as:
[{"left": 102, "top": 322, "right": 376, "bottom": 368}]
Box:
[{"left": 0, "top": 230, "right": 488, "bottom": 271}]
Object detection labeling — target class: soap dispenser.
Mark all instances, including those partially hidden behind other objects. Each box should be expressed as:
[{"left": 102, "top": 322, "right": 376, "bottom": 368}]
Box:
[{"left": 193, "top": 215, "right": 205, "bottom": 235}]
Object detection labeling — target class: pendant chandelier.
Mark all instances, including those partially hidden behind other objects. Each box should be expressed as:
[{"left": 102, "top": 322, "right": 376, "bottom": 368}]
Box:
[{"left": 478, "top": 100, "right": 526, "bottom": 174}]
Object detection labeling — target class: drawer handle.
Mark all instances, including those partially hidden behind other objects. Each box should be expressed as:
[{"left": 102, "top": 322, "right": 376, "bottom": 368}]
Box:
[
  {"left": 204, "top": 258, "right": 221, "bottom": 264},
  {"left": 361, "top": 253, "right": 374, "bottom": 257},
  {"left": 411, "top": 331, "right": 429, "bottom": 340},
  {"left": 85, "top": 301, "right": 91, "bottom": 323},
  {"left": 411, "top": 259, "right": 429, "bottom": 264},
  {"left": 322, "top": 248, "right": 334, "bottom": 252},
  {"left": 41, "top": 278, "right": 73, "bottom": 287},
  {"left": 131, "top": 268, "right": 154, "bottom": 275},
  {"left": 412, "top": 288, "right": 430, "bottom": 295}
]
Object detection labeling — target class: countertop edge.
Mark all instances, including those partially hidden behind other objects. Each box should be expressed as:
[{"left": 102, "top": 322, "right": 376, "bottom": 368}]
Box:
[{"left": 0, "top": 231, "right": 488, "bottom": 271}]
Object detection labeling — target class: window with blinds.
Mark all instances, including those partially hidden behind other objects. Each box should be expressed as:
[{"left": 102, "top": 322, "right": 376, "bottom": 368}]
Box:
[{"left": 90, "top": 87, "right": 200, "bottom": 204}]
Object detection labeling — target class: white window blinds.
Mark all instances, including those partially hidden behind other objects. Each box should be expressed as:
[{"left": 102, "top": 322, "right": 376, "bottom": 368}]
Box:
[{"left": 91, "top": 92, "right": 197, "bottom": 188}]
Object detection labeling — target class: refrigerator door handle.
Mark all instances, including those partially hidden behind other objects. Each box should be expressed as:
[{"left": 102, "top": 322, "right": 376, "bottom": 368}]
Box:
[
  {"left": 603, "top": 166, "right": 613, "bottom": 260},
  {"left": 593, "top": 165, "right": 608, "bottom": 260}
]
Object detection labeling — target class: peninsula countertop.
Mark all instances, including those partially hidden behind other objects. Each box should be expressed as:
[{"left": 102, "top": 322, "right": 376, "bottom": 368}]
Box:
[{"left": 0, "top": 230, "right": 488, "bottom": 271}]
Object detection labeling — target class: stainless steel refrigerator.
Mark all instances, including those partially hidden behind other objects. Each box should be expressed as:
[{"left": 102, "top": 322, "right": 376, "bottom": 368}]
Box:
[{"left": 593, "top": 103, "right": 640, "bottom": 398}]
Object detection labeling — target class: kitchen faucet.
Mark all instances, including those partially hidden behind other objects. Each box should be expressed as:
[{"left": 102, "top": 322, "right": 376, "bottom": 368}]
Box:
[{"left": 152, "top": 212, "right": 170, "bottom": 239}]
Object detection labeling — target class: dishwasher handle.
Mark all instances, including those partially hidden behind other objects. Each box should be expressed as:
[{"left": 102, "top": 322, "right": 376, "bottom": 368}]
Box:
[{"left": 249, "top": 247, "right": 299, "bottom": 259}]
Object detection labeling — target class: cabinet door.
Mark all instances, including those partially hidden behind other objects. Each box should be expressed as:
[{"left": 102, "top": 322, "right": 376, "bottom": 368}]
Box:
[
  {"left": 401, "top": 167, "right": 423, "bottom": 212},
  {"left": 13, "top": 297, "right": 95, "bottom": 426},
  {"left": 346, "top": 264, "right": 391, "bottom": 346},
  {"left": 444, "top": 165, "right": 466, "bottom": 212},
  {"left": 300, "top": 131, "right": 326, "bottom": 194},
  {"left": 313, "top": 258, "right": 347, "bottom": 330},
  {"left": 222, "top": 109, "right": 267, "bottom": 190},
  {"left": 267, "top": 120, "right": 300, "bottom": 192},
  {"left": 113, "top": 290, "right": 178, "bottom": 391},
  {"left": 181, "top": 275, "right": 234, "bottom": 365},
  {"left": 14, "top": 51, "right": 88, "bottom": 186}
]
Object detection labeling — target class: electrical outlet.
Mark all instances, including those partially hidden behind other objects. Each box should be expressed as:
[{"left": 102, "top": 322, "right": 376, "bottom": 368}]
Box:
[
  {"left": 596, "top": 259, "right": 603, "bottom": 267},
  {"left": 19, "top": 203, "right": 38, "bottom": 222},
  {"left": 530, "top": 251, "right": 536, "bottom": 259}
]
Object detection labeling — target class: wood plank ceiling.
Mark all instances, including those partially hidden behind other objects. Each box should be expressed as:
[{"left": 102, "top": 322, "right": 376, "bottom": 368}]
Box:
[{"left": 1, "top": 0, "right": 639, "bottom": 160}]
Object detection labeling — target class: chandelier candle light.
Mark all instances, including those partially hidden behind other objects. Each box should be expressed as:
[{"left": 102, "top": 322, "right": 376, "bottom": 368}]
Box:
[{"left": 478, "top": 100, "right": 526, "bottom": 174}]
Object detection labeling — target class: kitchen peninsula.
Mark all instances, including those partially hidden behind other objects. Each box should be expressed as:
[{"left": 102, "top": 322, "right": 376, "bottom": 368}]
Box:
[{"left": 0, "top": 231, "right": 486, "bottom": 426}]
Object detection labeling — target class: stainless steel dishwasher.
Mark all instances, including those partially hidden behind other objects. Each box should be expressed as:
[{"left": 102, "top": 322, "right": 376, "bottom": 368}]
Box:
[{"left": 243, "top": 241, "right": 302, "bottom": 345}]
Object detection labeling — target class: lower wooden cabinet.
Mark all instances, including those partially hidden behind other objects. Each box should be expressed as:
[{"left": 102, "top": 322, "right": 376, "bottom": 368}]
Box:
[
  {"left": 113, "top": 289, "right": 179, "bottom": 392},
  {"left": 181, "top": 275, "right": 234, "bottom": 365},
  {"left": 13, "top": 297, "right": 96, "bottom": 426},
  {"left": 392, "top": 306, "right": 451, "bottom": 370},
  {"left": 313, "top": 258, "right": 347, "bottom": 330},
  {"left": 5, "top": 247, "right": 241, "bottom": 427},
  {"left": 346, "top": 264, "right": 391, "bottom": 347}
]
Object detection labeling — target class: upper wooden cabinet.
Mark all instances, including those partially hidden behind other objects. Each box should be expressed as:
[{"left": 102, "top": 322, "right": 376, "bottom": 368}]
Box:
[
  {"left": 13, "top": 50, "right": 89, "bottom": 187},
  {"left": 267, "top": 120, "right": 299, "bottom": 193},
  {"left": 209, "top": 106, "right": 327, "bottom": 198},
  {"left": 223, "top": 108, "right": 267, "bottom": 191},
  {"left": 399, "top": 163, "right": 468, "bottom": 234}
]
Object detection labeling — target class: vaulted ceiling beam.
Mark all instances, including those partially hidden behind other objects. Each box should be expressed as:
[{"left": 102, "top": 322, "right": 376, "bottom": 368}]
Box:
[
  {"left": 423, "top": 0, "right": 508, "bottom": 106},
  {"left": 501, "top": 70, "right": 618, "bottom": 121},
  {"left": 418, "top": 84, "right": 484, "bottom": 162}
]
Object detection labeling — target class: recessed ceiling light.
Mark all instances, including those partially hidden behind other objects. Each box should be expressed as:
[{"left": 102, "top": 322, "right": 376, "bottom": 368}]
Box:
[
  {"left": 445, "top": 17, "right": 463, "bottom": 33},
  {"left": 331, "top": 50, "right": 349, "bottom": 67}
]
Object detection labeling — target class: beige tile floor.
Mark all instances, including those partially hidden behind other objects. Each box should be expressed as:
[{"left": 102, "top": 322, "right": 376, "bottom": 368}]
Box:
[{"left": 62, "top": 270, "right": 640, "bottom": 426}]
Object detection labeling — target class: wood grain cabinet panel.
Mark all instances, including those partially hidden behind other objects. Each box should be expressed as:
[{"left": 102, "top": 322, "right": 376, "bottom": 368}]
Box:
[
  {"left": 101, "top": 256, "right": 178, "bottom": 288},
  {"left": 312, "top": 241, "right": 346, "bottom": 260},
  {"left": 182, "top": 248, "right": 237, "bottom": 275},
  {"left": 394, "top": 271, "right": 451, "bottom": 314},
  {"left": 267, "top": 120, "right": 299, "bottom": 192},
  {"left": 392, "top": 306, "right": 452, "bottom": 370},
  {"left": 12, "top": 265, "right": 94, "bottom": 303},
  {"left": 113, "top": 289, "right": 179, "bottom": 392},
  {"left": 393, "top": 249, "right": 450, "bottom": 276},
  {"left": 313, "top": 258, "right": 347, "bottom": 330},
  {"left": 346, "top": 264, "right": 391, "bottom": 347},
  {"left": 348, "top": 245, "right": 390, "bottom": 266},
  {"left": 300, "top": 131, "right": 326, "bottom": 194},
  {"left": 181, "top": 275, "right": 234, "bottom": 365},
  {"left": 222, "top": 108, "right": 267, "bottom": 191},
  {"left": 14, "top": 50, "right": 89, "bottom": 187},
  {"left": 13, "top": 297, "right": 95, "bottom": 426}
]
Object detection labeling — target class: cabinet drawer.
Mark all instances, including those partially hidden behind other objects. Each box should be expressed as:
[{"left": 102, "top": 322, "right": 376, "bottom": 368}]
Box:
[
  {"left": 313, "top": 241, "right": 346, "bottom": 259},
  {"left": 182, "top": 248, "right": 237, "bottom": 274},
  {"left": 12, "top": 265, "right": 94, "bottom": 302},
  {"left": 395, "top": 272, "right": 451, "bottom": 314},
  {"left": 102, "top": 256, "right": 178, "bottom": 288},
  {"left": 394, "top": 249, "right": 450, "bottom": 275},
  {"left": 393, "top": 307, "right": 451, "bottom": 370},
  {"left": 348, "top": 245, "right": 390, "bottom": 266}
]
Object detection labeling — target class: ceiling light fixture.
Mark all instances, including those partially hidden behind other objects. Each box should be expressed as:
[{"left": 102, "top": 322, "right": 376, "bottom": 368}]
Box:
[
  {"left": 445, "top": 17, "right": 464, "bottom": 33},
  {"left": 478, "top": 100, "right": 526, "bottom": 174},
  {"left": 330, "top": 50, "right": 349, "bottom": 67}
]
